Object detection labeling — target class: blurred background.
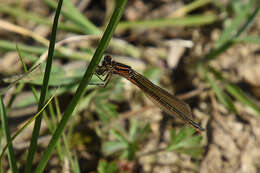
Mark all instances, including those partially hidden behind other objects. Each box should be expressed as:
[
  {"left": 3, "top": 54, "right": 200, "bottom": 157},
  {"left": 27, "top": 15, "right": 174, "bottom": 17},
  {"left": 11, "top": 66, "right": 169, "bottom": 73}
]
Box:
[{"left": 0, "top": 0, "right": 260, "bottom": 172}]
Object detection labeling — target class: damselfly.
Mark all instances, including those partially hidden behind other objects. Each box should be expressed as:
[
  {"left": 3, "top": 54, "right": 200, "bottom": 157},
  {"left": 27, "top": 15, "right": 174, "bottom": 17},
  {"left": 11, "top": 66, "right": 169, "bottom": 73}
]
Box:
[{"left": 96, "top": 55, "right": 204, "bottom": 132}]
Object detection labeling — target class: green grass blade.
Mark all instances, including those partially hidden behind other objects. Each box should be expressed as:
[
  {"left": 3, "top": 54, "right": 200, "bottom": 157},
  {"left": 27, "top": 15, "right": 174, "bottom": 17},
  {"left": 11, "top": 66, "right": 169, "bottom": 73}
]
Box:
[
  {"left": 173, "top": 0, "right": 212, "bottom": 16},
  {"left": 215, "top": 1, "right": 252, "bottom": 48},
  {"left": 63, "top": 0, "right": 101, "bottom": 34},
  {"left": 0, "top": 40, "right": 47, "bottom": 54},
  {"left": 44, "top": 0, "right": 101, "bottom": 34},
  {"left": 25, "top": 0, "right": 63, "bottom": 172},
  {"left": 34, "top": 1, "right": 128, "bottom": 172},
  {"left": 233, "top": 36, "right": 260, "bottom": 43},
  {"left": 0, "top": 97, "right": 18, "bottom": 173},
  {"left": 5, "top": 45, "right": 30, "bottom": 109},
  {"left": 168, "top": 128, "right": 203, "bottom": 158},
  {"left": 117, "top": 14, "right": 216, "bottom": 30},
  {"left": 0, "top": 5, "right": 85, "bottom": 34},
  {"left": 201, "top": 66, "right": 238, "bottom": 113},
  {"left": 0, "top": 40, "right": 92, "bottom": 60},
  {"left": 202, "top": 0, "right": 260, "bottom": 62},
  {"left": 225, "top": 84, "right": 260, "bottom": 116},
  {"left": 207, "top": 75, "right": 237, "bottom": 113},
  {"left": 207, "top": 66, "right": 260, "bottom": 116},
  {"left": 0, "top": 90, "right": 56, "bottom": 161},
  {"left": 0, "top": 63, "right": 40, "bottom": 97},
  {"left": 235, "top": 0, "right": 260, "bottom": 38}
]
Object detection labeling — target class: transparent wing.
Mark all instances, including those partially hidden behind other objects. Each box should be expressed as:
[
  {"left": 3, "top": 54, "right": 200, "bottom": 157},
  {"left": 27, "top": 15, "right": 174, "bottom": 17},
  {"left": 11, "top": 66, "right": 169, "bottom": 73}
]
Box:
[{"left": 130, "top": 70, "right": 204, "bottom": 131}]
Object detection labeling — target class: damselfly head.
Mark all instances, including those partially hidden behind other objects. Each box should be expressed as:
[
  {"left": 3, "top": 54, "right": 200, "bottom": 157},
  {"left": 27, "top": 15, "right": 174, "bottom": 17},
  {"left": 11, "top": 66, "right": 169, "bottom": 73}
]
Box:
[
  {"left": 103, "top": 55, "right": 112, "bottom": 66},
  {"left": 96, "top": 55, "right": 113, "bottom": 75}
]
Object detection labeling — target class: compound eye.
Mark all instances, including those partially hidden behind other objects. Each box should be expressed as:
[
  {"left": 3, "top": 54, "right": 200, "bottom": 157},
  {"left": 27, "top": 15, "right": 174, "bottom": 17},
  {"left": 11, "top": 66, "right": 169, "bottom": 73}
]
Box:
[{"left": 104, "top": 55, "right": 112, "bottom": 64}]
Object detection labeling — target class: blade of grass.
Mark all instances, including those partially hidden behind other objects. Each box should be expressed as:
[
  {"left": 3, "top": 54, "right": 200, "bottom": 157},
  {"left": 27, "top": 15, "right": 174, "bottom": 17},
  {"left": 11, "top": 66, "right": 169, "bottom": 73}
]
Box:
[
  {"left": 43, "top": 0, "right": 101, "bottom": 34},
  {"left": 201, "top": 65, "right": 238, "bottom": 113},
  {"left": 0, "top": 90, "right": 57, "bottom": 161},
  {"left": 34, "top": 0, "right": 128, "bottom": 172},
  {"left": 0, "top": 40, "right": 92, "bottom": 60},
  {"left": 117, "top": 14, "right": 216, "bottom": 30},
  {"left": 215, "top": 1, "right": 252, "bottom": 48},
  {"left": 0, "top": 40, "right": 47, "bottom": 54},
  {"left": 25, "top": 0, "right": 63, "bottom": 172},
  {"left": 0, "top": 97, "right": 18, "bottom": 173},
  {"left": 0, "top": 64, "right": 41, "bottom": 96},
  {"left": 0, "top": 5, "right": 86, "bottom": 34},
  {"left": 232, "top": 36, "right": 260, "bottom": 43},
  {"left": 207, "top": 66, "right": 260, "bottom": 116},
  {"left": 54, "top": 97, "right": 75, "bottom": 169},
  {"left": 225, "top": 84, "right": 260, "bottom": 116},
  {"left": 202, "top": 0, "right": 260, "bottom": 62},
  {"left": 5, "top": 45, "right": 33, "bottom": 109},
  {"left": 16, "top": 44, "right": 61, "bottom": 149},
  {"left": 63, "top": 0, "right": 101, "bottom": 34},
  {"left": 0, "top": 37, "right": 139, "bottom": 61},
  {"left": 6, "top": 83, "right": 25, "bottom": 110},
  {"left": 45, "top": 101, "right": 65, "bottom": 163},
  {"left": 0, "top": 128, "right": 2, "bottom": 173},
  {"left": 170, "top": 0, "right": 212, "bottom": 17},
  {"left": 0, "top": 19, "right": 49, "bottom": 46}
]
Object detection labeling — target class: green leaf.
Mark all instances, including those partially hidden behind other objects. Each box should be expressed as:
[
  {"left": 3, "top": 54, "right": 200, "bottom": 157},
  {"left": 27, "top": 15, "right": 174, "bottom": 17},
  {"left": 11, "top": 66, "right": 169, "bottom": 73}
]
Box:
[
  {"left": 175, "top": 147, "right": 204, "bottom": 158},
  {"left": 103, "top": 141, "right": 127, "bottom": 156},
  {"left": 111, "top": 129, "right": 129, "bottom": 145},
  {"left": 97, "top": 160, "right": 118, "bottom": 173},
  {"left": 168, "top": 127, "right": 203, "bottom": 158},
  {"left": 128, "top": 120, "right": 150, "bottom": 143},
  {"left": 169, "top": 127, "right": 195, "bottom": 146},
  {"left": 103, "top": 121, "right": 150, "bottom": 160},
  {"left": 95, "top": 99, "right": 118, "bottom": 123}
]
